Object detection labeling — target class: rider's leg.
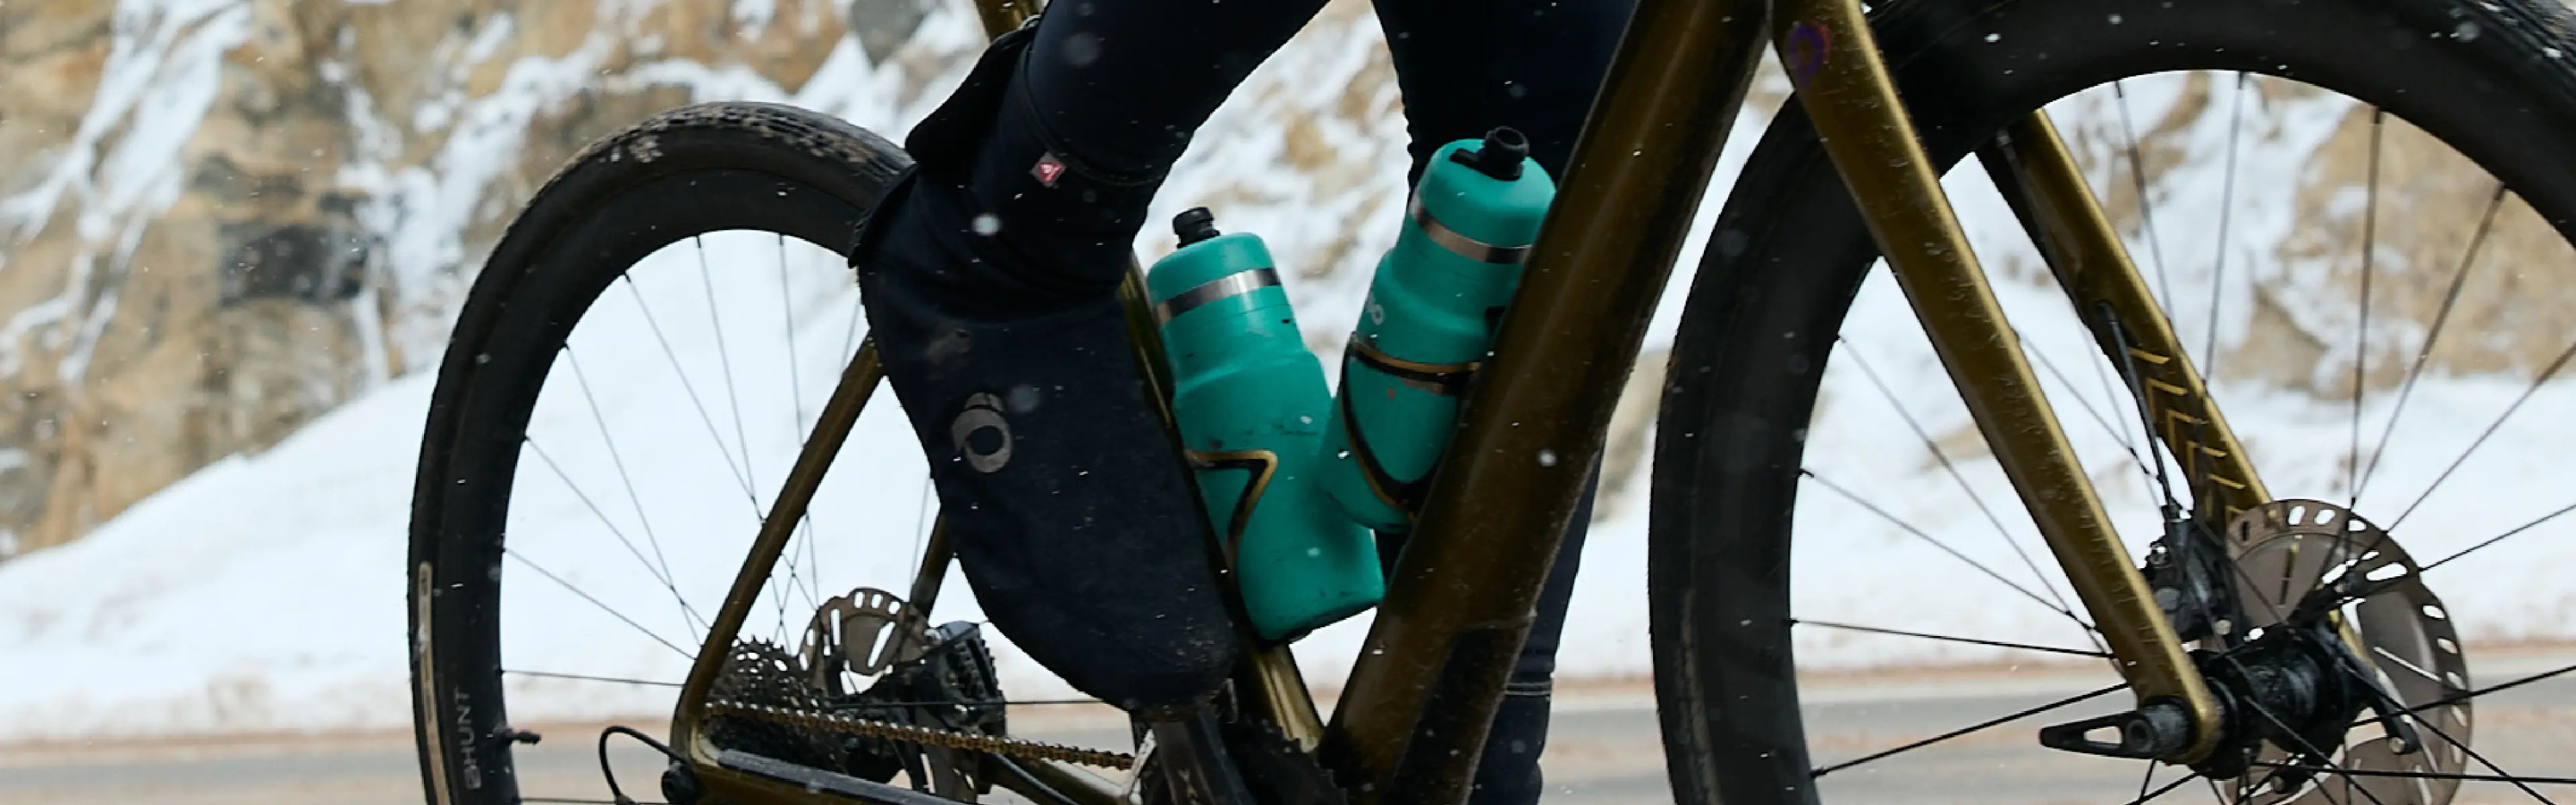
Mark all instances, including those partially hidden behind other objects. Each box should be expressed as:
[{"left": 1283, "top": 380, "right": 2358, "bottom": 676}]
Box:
[
  {"left": 1378, "top": 467, "right": 1596, "bottom": 805},
  {"left": 1373, "top": 0, "right": 1637, "bottom": 186},
  {"left": 849, "top": 4, "right": 1329, "bottom": 714},
  {"left": 1368, "top": 1, "right": 1636, "bottom": 801},
  {"left": 1479, "top": 469, "right": 1593, "bottom": 805}
]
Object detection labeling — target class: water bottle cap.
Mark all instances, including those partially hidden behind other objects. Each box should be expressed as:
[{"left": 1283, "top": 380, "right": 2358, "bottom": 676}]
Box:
[
  {"left": 1409, "top": 137, "right": 1555, "bottom": 257},
  {"left": 1446, "top": 127, "right": 1529, "bottom": 182},
  {"left": 1174, "top": 208, "right": 1222, "bottom": 246}
]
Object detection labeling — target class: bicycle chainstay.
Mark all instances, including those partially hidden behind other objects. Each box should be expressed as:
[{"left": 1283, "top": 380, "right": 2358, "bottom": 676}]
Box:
[
  {"left": 706, "top": 635, "right": 1135, "bottom": 771},
  {"left": 705, "top": 699, "right": 1135, "bottom": 769}
]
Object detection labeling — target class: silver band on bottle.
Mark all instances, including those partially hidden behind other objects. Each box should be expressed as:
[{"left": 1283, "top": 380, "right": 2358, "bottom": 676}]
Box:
[
  {"left": 1153, "top": 267, "right": 1284, "bottom": 324},
  {"left": 1409, "top": 196, "right": 1532, "bottom": 265}
]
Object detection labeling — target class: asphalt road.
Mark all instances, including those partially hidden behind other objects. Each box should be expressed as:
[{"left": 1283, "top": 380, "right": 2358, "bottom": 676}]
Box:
[{"left": 8, "top": 653, "right": 2572, "bottom": 804}]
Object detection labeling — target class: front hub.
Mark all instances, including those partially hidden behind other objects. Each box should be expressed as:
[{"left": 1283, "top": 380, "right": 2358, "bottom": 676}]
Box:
[{"left": 2042, "top": 500, "right": 2475, "bottom": 804}]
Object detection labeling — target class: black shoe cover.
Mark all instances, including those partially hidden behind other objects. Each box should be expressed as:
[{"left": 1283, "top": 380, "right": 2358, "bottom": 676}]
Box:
[{"left": 849, "top": 25, "right": 1241, "bottom": 714}]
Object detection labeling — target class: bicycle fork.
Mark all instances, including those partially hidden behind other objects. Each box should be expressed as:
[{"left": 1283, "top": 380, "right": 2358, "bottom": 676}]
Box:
[{"left": 1776, "top": 0, "right": 2265, "bottom": 765}]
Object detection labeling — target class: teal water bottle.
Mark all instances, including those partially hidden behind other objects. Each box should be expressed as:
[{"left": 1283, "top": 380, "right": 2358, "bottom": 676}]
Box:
[
  {"left": 1148, "top": 208, "right": 1385, "bottom": 641},
  {"left": 1316, "top": 128, "right": 1555, "bottom": 531}
]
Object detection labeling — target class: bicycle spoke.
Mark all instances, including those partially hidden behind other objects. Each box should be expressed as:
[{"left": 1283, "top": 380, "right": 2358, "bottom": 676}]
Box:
[
  {"left": 2099, "top": 305, "right": 2188, "bottom": 514},
  {"left": 2396, "top": 691, "right": 2558, "bottom": 804},
  {"left": 2391, "top": 335, "right": 2576, "bottom": 530},
  {"left": 2421, "top": 498, "right": 2576, "bottom": 573},
  {"left": 504, "top": 548, "right": 690, "bottom": 658},
  {"left": 1802, "top": 468, "right": 2097, "bottom": 632},
  {"left": 2357, "top": 181, "right": 2507, "bottom": 504},
  {"left": 623, "top": 275, "right": 758, "bottom": 504},
  {"left": 2250, "top": 762, "right": 2576, "bottom": 788},
  {"left": 2114, "top": 80, "right": 2178, "bottom": 308},
  {"left": 1792, "top": 618, "right": 2108, "bottom": 657},
  {"left": 695, "top": 237, "right": 791, "bottom": 639},
  {"left": 840, "top": 282, "right": 867, "bottom": 365},
  {"left": 2348, "top": 108, "right": 2386, "bottom": 506},
  {"left": 2222, "top": 672, "right": 2394, "bottom": 805},
  {"left": 2190, "top": 532, "right": 2412, "bottom": 805},
  {"left": 1837, "top": 337, "right": 2094, "bottom": 647},
  {"left": 2199, "top": 530, "right": 2514, "bottom": 805},
  {"left": 2202, "top": 72, "right": 2248, "bottom": 378},
  {"left": 775, "top": 233, "right": 825, "bottom": 618},
  {"left": 2363, "top": 657, "right": 2576, "bottom": 728},
  {"left": 2025, "top": 331, "right": 2159, "bottom": 491},
  {"left": 1979, "top": 130, "right": 2158, "bottom": 504},
  {"left": 2080, "top": 328, "right": 2172, "bottom": 506},
  {"left": 2126, "top": 765, "right": 2198, "bottom": 805},
  {"left": 1809, "top": 682, "right": 2127, "bottom": 777},
  {"left": 697, "top": 237, "right": 760, "bottom": 502},
  {"left": 525, "top": 437, "right": 699, "bottom": 635},
  {"left": 505, "top": 669, "right": 684, "bottom": 688},
  {"left": 565, "top": 350, "right": 705, "bottom": 640}
]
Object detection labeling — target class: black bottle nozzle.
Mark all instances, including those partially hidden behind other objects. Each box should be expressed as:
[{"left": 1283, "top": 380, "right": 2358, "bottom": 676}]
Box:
[
  {"left": 1174, "top": 208, "right": 1222, "bottom": 246},
  {"left": 1448, "top": 126, "right": 1529, "bottom": 182}
]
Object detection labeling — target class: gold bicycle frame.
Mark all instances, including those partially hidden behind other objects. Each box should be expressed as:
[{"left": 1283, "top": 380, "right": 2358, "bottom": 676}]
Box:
[
  {"left": 666, "top": 0, "right": 2278, "bottom": 800},
  {"left": 1318, "top": 0, "right": 2255, "bottom": 795}
]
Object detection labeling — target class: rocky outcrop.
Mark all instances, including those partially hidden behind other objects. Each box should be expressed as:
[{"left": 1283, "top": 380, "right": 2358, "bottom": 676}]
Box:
[{"left": 0, "top": 0, "right": 913, "bottom": 555}]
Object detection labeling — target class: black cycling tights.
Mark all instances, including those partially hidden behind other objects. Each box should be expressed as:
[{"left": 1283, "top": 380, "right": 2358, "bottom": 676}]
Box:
[
  {"left": 1011, "top": 1, "right": 1634, "bottom": 801},
  {"left": 1024, "top": 0, "right": 1634, "bottom": 184}
]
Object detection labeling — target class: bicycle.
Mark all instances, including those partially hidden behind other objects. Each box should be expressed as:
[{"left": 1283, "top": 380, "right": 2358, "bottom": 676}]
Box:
[{"left": 407, "top": 0, "right": 2576, "bottom": 801}]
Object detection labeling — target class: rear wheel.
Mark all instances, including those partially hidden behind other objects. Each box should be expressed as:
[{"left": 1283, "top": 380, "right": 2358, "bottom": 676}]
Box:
[
  {"left": 1655, "top": 0, "right": 2576, "bottom": 802},
  {"left": 406, "top": 102, "right": 1130, "bottom": 805}
]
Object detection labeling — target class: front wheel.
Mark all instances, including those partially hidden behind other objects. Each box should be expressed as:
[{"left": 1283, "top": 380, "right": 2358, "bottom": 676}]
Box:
[{"left": 1654, "top": 0, "right": 2576, "bottom": 802}]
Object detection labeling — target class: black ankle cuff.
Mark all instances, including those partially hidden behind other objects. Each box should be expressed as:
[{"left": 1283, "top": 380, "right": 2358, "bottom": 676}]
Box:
[
  {"left": 896, "top": 20, "right": 1166, "bottom": 297},
  {"left": 958, "top": 55, "right": 1165, "bottom": 292},
  {"left": 902, "top": 22, "right": 1036, "bottom": 175}
]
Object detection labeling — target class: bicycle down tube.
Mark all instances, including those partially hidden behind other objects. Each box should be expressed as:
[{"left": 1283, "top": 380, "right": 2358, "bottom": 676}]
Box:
[{"left": 1318, "top": 0, "right": 1768, "bottom": 801}]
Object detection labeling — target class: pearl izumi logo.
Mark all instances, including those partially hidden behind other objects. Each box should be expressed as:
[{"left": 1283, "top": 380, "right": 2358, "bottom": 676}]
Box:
[
  {"left": 1030, "top": 153, "right": 1066, "bottom": 187},
  {"left": 951, "top": 393, "right": 1014, "bottom": 473}
]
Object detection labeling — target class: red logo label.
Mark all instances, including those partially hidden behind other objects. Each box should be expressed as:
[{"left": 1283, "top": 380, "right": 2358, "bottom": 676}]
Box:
[{"left": 1030, "top": 153, "right": 1066, "bottom": 187}]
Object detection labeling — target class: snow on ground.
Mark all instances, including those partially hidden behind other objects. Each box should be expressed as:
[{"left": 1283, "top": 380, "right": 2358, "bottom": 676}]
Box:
[{"left": 6, "top": 21, "right": 2575, "bottom": 745}]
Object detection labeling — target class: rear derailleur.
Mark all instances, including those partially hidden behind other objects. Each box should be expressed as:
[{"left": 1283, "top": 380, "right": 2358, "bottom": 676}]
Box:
[{"left": 664, "top": 589, "right": 1010, "bottom": 801}]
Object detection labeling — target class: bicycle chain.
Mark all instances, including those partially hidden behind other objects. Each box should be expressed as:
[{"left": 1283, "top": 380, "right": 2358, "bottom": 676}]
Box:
[{"left": 708, "top": 699, "right": 1137, "bottom": 770}]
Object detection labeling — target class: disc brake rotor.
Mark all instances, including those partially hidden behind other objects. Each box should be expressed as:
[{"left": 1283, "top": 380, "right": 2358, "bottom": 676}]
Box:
[{"left": 2222, "top": 499, "right": 2471, "bottom": 804}]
